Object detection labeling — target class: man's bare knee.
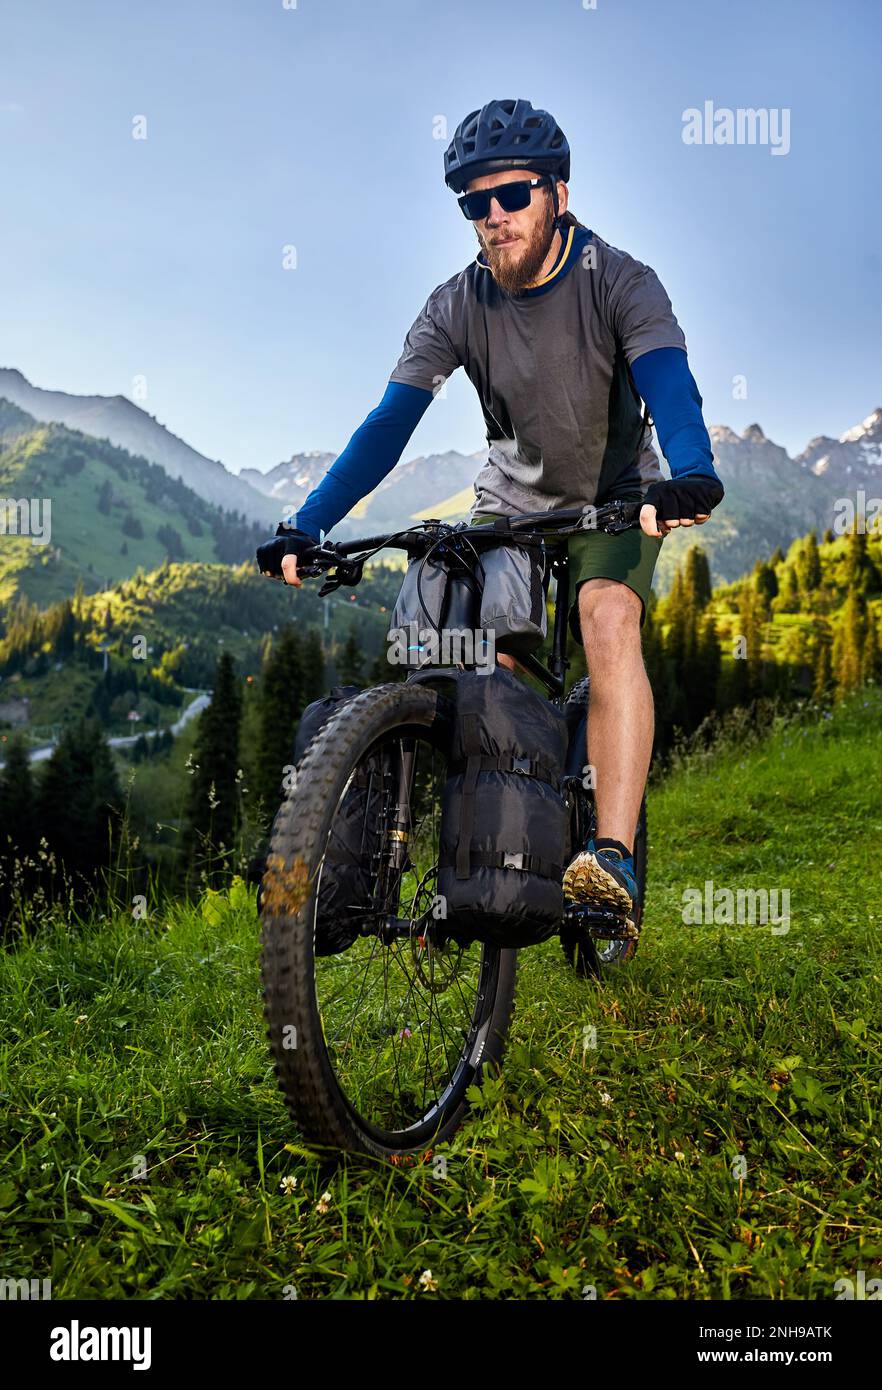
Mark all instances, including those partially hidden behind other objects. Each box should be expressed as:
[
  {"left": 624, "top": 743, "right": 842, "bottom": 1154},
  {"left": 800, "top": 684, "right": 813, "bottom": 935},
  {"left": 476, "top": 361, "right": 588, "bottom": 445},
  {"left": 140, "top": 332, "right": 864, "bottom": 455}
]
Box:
[{"left": 578, "top": 582, "right": 643, "bottom": 670}]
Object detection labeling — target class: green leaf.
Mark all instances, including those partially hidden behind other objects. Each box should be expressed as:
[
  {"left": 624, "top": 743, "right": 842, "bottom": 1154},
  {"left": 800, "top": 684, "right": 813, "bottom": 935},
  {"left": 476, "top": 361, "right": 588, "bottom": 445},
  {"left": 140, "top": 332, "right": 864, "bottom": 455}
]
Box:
[{"left": 82, "top": 1195, "right": 168, "bottom": 1241}]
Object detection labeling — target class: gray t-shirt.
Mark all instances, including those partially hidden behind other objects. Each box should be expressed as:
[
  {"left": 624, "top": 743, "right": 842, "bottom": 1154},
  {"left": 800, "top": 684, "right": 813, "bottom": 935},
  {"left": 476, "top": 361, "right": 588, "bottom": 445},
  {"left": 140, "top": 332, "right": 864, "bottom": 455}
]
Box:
[{"left": 389, "top": 222, "right": 687, "bottom": 514}]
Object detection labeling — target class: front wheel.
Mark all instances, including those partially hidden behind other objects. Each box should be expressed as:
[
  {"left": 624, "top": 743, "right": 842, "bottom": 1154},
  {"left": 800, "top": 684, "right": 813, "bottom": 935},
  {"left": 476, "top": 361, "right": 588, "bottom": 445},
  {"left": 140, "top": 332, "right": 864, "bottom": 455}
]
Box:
[{"left": 260, "top": 682, "right": 517, "bottom": 1159}]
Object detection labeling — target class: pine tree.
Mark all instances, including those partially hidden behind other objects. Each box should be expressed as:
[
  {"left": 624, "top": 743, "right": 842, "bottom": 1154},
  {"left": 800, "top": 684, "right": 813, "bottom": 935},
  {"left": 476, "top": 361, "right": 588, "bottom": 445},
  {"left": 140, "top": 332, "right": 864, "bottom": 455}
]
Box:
[
  {"left": 731, "top": 587, "right": 763, "bottom": 702},
  {"left": 753, "top": 559, "right": 778, "bottom": 610},
  {"left": 255, "top": 626, "right": 303, "bottom": 815},
  {"left": 641, "top": 592, "right": 678, "bottom": 751},
  {"left": 861, "top": 606, "right": 882, "bottom": 684},
  {"left": 812, "top": 621, "right": 833, "bottom": 701},
  {"left": 0, "top": 735, "right": 36, "bottom": 930},
  {"left": 843, "top": 528, "right": 878, "bottom": 596},
  {"left": 36, "top": 718, "right": 123, "bottom": 900},
  {"left": 683, "top": 545, "right": 713, "bottom": 610},
  {"left": 832, "top": 591, "right": 867, "bottom": 696},
  {"left": 52, "top": 599, "right": 76, "bottom": 659},
  {"left": 662, "top": 565, "right": 691, "bottom": 672},
  {"left": 774, "top": 564, "right": 800, "bottom": 614},
  {"left": 795, "top": 531, "right": 822, "bottom": 594},
  {"left": 336, "top": 628, "right": 364, "bottom": 686},
  {"left": 691, "top": 612, "right": 721, "bottom": 725},
  {"left": 185, "top": 651, "right": 243, "bottom": 884},
  {"left": 300, "top": 628, "right": 326, "bottom": 708}
]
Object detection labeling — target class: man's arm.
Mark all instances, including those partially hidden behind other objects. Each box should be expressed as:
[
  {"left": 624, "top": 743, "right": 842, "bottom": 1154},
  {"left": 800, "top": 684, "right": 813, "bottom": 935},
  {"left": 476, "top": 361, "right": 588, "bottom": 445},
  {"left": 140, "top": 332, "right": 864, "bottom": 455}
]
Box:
[
  {"left": 292, "top": 381, "right": 433, "bottom": 540},
  {"left": 291, "top": 287, "right": 461, "bottom": 540},
  {"left": 608, "top": 258, "right": 723, "bottom": 533},
  {"left": 631, "top": 346, "right": 718, "bottom": 482}
]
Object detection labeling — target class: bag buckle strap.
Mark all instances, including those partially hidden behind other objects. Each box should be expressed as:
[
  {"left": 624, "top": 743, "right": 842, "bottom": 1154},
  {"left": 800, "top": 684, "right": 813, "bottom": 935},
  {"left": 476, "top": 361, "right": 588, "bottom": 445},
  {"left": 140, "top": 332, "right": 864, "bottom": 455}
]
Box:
[
  {"left": 440, "top": 850, "right": 563, "bottom": 881},
  {"left": 495, "top": 851, "right": 562, "bottom": 879}
]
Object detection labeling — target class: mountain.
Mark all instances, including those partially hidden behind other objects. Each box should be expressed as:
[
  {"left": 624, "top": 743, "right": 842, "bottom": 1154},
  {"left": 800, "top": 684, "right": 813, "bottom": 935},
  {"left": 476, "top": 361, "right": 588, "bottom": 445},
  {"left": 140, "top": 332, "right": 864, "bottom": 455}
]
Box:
[
  {"left": 241, "top": 447, "right": 486, "bottom": 535},
  {"left": 0, "top": 368, "right": 277, "bottom": 526},
  {"left": 240, "top": 452, "right": 336, "bottom": 512},
  {"left": 272, "top": 415, "right": 882, "bottom": 581},
  {"left": 0, "top": 402, "right": 266, "bottom": 607},
  {"left": 653, "top": 410, "right": 882, "bottom": 590},
  {"left": 794, "top": 408, "right": 882, "bottom": 482}
]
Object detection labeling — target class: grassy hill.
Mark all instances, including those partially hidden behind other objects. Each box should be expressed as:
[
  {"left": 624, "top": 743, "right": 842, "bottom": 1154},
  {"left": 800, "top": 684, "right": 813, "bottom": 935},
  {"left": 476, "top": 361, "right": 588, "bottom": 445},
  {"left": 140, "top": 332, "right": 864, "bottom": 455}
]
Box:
[
  {"left": 0, "top": 400, "right": 266, "bottom": 608},
  {"left": 0, "top": 554, "right": 406, "bottom": 741},
  {"left": 1, "top": 689, "right": 878, "bottom": 1298}
]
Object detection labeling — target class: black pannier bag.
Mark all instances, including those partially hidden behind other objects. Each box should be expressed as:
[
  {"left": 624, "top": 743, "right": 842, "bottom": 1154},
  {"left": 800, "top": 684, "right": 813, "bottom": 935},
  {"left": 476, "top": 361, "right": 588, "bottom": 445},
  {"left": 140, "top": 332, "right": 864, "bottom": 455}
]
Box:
[
  {"left": 438, "top": 668, "right": 570, "bottom": 948},
  {"left": 260, "top": 685, "right": 385, "bottom": 957},
  {"left": 294, "top": 684, "right": 362, "bottom": 761}
]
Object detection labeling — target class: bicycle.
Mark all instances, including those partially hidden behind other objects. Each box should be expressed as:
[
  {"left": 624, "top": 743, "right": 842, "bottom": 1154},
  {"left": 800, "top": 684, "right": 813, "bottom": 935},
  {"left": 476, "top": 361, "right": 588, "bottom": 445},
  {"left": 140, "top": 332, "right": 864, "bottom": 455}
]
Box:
[{"left": 259, "top": 502, "right": 648, "bottom": 1158}]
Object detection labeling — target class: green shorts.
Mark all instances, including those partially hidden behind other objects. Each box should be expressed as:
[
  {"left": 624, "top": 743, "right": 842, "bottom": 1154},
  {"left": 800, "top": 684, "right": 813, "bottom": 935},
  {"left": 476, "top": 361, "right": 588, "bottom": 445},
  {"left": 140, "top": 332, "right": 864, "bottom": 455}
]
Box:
[{"left": 472, "top": 506, "right": 663, "bottom": 643}]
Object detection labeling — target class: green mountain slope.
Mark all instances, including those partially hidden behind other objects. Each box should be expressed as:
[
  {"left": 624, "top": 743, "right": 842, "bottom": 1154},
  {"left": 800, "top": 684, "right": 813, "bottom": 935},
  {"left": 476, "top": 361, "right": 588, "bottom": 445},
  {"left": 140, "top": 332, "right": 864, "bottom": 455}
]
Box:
[
  {"left": 0, "top": 554, "right": 403, "bottom": 737},
  {"left": 0, "top": 400, "right": 266, "bottom": 608}
]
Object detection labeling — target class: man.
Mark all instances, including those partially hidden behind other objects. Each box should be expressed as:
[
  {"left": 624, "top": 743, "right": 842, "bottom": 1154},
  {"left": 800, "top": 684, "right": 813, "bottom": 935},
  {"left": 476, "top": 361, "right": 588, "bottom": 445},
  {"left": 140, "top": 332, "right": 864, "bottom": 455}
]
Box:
[{"left": 257, "top": 97, "right": 724, "bottom": 928}]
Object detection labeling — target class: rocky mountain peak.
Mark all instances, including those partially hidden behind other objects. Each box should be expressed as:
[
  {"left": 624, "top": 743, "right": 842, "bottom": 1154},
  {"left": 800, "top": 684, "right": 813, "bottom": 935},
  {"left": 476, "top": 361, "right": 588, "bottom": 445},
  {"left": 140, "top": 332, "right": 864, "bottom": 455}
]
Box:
[{"left": 840, "top": 408, "right": 882, "bottom": 444}]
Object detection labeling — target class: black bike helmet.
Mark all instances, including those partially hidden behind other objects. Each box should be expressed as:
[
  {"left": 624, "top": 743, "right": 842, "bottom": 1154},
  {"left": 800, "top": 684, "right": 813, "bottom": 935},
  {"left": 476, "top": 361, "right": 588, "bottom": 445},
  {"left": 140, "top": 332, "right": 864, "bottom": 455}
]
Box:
[{"left": 443, "top": 98, "right": 570, "bottom": 194}]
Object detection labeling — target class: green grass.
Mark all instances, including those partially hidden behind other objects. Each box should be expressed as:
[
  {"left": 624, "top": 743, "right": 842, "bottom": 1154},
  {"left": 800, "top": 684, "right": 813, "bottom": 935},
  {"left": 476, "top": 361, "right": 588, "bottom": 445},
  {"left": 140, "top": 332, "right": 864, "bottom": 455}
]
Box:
[{"left": 1, "top": 691, "right": 880, "bottom": 1299}]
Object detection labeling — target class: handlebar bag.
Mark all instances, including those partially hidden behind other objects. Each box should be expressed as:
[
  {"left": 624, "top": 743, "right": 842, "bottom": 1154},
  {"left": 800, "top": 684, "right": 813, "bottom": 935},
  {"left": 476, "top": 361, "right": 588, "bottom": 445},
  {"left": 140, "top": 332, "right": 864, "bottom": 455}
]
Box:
[
  {"left": 477, "top": 539, "right": 548, "bottom": 659},
  {"left": 438, "top": 668, "right": 569, "bottom": 948},
  {"left": 388, "top": 553, "right": 451, "bottom": 668},
  {"left": 389, "top": 539, "right": 547, "bottom": 666}
]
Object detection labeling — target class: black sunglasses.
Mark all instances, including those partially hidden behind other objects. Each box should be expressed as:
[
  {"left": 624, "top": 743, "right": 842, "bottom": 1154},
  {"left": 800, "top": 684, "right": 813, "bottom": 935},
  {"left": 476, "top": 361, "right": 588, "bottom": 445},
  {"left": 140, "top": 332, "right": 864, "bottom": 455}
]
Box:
[{"left": 457, "top": 175, "right": 552, "bottom": 222}]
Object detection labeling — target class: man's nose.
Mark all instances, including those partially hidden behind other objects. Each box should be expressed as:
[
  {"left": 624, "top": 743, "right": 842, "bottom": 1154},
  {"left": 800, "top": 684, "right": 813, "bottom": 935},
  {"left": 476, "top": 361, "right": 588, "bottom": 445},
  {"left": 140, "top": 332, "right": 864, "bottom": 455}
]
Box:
[{"left": 484, "top": 195, "right": 509, "bottom": 225}]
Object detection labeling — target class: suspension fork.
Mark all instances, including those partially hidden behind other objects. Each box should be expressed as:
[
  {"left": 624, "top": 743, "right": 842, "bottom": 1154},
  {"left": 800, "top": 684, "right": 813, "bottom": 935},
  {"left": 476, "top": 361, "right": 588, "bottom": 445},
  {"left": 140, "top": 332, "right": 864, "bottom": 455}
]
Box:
[{"left": 386, "top": 738, "right": 416, "bottom": 872}]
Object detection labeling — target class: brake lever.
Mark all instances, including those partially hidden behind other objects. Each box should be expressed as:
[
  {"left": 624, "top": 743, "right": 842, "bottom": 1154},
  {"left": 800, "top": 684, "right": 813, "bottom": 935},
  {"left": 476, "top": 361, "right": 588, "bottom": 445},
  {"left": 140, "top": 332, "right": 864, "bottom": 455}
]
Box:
[{"left": 317, "top": 555, "right": 365, "bottom": 596}]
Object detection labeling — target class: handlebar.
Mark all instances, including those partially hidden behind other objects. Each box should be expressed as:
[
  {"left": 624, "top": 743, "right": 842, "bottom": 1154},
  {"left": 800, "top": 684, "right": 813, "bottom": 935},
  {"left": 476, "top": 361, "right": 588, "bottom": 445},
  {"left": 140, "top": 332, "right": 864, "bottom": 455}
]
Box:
[{"left": 291, "top": 500, "right": 643, "bottom": 594}]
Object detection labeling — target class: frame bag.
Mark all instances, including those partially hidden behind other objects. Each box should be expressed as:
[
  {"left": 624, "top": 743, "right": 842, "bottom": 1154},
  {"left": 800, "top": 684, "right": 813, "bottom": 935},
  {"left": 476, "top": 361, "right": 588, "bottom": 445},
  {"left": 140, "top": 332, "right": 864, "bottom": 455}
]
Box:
[{"left": 438, "top": 668, "right": 569, "bottom": 948}]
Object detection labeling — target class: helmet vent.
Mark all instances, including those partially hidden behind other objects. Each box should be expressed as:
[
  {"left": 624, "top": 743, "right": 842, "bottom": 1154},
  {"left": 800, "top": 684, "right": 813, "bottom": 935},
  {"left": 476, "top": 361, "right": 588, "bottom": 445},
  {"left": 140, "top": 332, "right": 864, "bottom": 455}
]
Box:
[{"left": 444, "top": 99, "right": 570, "bottom": 190}]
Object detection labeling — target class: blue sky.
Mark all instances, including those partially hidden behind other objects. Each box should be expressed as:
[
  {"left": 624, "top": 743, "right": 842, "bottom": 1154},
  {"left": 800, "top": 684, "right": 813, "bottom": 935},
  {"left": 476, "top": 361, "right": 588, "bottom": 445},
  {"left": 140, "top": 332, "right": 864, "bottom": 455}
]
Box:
[{"left": 1, "top": 0, "right": 879, "bottom": 476}]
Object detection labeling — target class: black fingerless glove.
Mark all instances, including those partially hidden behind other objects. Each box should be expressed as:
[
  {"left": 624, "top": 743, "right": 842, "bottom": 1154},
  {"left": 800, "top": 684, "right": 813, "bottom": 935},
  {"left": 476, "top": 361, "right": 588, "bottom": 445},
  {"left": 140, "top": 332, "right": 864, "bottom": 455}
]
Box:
[
  {"left": 255, "top": 523, "right": 318, "bottom": 578},
  {"left": 642, "top": 474, "right": 725, "bottom": 522}
]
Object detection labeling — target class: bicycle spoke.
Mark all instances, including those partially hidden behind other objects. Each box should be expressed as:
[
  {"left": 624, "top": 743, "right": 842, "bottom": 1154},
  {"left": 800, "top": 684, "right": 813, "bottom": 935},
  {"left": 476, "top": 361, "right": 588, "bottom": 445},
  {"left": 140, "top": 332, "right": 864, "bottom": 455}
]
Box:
[{"left": 307, "top": 720, "right": 494, "bottom": 1139}]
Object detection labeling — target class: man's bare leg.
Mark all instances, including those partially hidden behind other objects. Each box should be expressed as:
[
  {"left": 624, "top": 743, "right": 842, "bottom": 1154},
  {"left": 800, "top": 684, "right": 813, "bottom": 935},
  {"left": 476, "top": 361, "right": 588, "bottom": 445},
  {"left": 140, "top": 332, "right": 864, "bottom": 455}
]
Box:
[{"left": 578, "top": 578, "right": 653, "bottom": 852}]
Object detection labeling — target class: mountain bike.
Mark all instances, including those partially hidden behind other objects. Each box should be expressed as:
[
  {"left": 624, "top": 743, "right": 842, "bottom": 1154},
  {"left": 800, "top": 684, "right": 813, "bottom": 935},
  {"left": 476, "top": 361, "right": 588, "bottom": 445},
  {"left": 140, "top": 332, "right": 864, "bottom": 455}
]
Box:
[{"left": 259, "top": 503, "right": 648, "bottom": 1158}]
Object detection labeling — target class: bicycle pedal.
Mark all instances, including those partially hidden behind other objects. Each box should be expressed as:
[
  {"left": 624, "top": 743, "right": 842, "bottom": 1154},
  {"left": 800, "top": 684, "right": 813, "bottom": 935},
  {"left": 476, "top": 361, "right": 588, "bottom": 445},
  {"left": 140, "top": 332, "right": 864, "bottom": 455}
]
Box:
[{"left": 563, "top": 903, "right": 639, "bottom": 940}]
